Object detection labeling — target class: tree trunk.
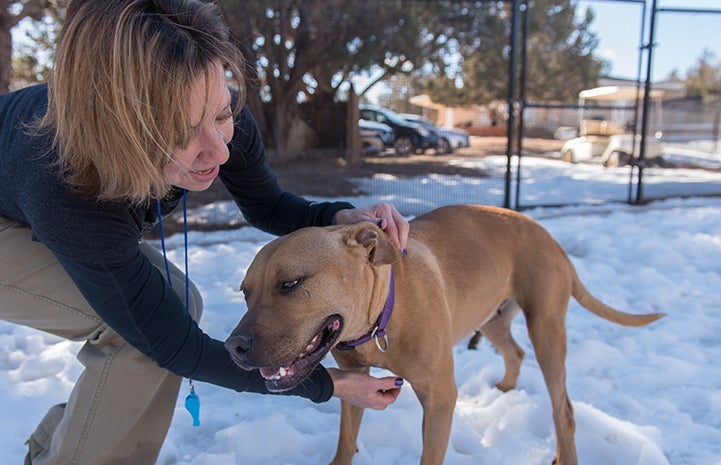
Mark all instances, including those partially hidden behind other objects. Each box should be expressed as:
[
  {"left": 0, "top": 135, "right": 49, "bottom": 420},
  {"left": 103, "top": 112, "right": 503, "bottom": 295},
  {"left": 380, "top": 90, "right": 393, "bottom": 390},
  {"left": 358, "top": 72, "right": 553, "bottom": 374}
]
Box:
[
  {"left": 0, "top": 19, "right": 12, "bottom": 93},
  {"left": 270, "top": 98, "right": 292, "bottom": 156},
  {"left": 346, "top": 86, "right": 361, "bottom": 166},
  {"left": 714, "top": 103, "right": 721, "bottom": 152}
]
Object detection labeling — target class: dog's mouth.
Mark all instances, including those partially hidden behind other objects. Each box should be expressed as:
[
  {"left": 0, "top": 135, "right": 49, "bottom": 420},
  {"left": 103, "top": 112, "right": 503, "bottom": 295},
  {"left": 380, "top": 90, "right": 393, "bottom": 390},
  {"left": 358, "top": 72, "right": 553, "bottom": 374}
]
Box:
[{"left": 260, "top": 314, "right": 343, "bottom": 392}]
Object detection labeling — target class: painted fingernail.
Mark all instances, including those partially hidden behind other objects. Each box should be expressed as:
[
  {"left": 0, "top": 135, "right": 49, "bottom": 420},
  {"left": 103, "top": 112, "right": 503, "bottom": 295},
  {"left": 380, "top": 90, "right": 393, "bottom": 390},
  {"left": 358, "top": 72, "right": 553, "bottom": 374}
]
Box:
[
  {"left": 395, "top": 378, "right": 404, "bottom": 386},
  {"left": 402, "top": 249, "right": 408, "bottom": 256},
  {"left": 376, "top": 219, "right": 383, "bottom": 228}
]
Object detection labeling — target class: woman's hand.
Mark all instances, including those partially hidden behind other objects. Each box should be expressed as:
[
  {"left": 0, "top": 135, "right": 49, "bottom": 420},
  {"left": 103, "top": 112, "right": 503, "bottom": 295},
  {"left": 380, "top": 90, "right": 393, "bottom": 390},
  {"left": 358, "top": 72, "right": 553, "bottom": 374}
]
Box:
[
  {"left": 334, "top": 203, "right": 409, "bottom": 253},
  {"left": 327, "top": 368, "right": 403, "bottom": 410}
]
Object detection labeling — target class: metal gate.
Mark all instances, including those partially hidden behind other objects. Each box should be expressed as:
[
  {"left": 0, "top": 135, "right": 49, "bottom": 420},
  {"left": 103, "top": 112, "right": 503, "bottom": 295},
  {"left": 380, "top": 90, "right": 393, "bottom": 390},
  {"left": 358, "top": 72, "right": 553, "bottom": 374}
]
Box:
[{"left": 509, "top": 0, "right": 721, "bottom": 210}]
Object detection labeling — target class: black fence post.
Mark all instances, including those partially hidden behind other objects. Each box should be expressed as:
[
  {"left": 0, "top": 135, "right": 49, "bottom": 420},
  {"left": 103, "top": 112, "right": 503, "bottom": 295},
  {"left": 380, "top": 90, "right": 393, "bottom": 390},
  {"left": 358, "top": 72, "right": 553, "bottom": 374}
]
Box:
[
  {"left": 504, "top": 0, "right": 521, "bottom": 210},
  {"left": 636, "top": 0, "right": 658, "bottom": 204},
  {"left": 514, "top": 1, "right": 530, "bottom": 210}
]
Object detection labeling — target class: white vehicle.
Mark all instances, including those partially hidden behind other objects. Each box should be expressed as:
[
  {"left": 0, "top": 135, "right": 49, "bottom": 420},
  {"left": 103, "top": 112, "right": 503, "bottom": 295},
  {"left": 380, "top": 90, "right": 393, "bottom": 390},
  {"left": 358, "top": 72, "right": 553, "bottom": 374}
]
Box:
[
  {"left": 562, "top": 132, "right": 664, "bottom": 167},
  {"left": 560, "top": 86, "right": 665, "bottom": 167}
]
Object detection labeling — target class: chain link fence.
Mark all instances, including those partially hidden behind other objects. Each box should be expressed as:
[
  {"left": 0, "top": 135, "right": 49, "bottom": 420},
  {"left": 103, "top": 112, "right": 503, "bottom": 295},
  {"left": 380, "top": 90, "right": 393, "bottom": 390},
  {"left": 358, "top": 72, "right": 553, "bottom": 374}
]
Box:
[{"left": 168, "top": 0, "right": 721, "bottom": 232}]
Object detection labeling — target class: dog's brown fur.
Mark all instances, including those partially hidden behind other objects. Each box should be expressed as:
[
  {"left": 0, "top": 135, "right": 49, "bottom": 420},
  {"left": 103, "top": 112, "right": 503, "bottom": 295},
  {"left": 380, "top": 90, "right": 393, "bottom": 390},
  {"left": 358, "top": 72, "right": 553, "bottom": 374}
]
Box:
[{"left": 226, "top": 205, "right": 664, "bottom": 465}]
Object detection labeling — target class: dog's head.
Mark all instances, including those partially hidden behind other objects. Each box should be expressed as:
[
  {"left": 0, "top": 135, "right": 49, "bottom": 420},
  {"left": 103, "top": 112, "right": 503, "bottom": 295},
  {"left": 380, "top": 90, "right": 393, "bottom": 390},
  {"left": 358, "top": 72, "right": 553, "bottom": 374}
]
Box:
[{"left": 224, "top": 221, "right": 400, "bottom": 392}]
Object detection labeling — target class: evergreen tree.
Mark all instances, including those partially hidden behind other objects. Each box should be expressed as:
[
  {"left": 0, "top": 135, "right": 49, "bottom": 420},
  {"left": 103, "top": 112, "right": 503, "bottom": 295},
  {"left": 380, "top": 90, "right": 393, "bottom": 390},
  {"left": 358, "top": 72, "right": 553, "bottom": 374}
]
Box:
[
  {"left": 418, "top": 0, "right": 604, "bottom": 106},
  {"left": 1, "top": 0, "right": 66, "bottom": 93},
  {"left": 685, "top": 50, "right": 721, "bottom": 102}
]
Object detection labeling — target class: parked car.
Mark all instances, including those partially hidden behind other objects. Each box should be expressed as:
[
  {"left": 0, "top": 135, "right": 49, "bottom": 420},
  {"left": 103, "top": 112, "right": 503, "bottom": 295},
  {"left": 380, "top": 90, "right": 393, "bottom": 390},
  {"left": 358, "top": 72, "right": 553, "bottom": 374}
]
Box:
[
  {"left": 359, "top": 119, "right": 394, "bottom": 155},
  {"left": 399, "top": 113, "right": 470, "bottom": 154},
  {"left": 359, "top": 106, "right": 438, "bottom": 155}
]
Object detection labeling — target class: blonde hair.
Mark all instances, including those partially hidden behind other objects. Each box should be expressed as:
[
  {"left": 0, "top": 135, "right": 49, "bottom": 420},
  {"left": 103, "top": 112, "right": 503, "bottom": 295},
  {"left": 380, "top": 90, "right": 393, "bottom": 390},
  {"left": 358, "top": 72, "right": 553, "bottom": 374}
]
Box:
[{"left": 40, "top": 0, "right": 246, "bottom": 204}]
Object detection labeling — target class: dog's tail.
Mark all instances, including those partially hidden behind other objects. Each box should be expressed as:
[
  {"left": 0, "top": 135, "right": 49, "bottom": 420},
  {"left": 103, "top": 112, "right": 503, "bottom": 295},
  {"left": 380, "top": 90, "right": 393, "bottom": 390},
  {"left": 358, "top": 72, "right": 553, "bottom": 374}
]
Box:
[{"left": 571, "top": 268, "right": 665, "bottom": 327}]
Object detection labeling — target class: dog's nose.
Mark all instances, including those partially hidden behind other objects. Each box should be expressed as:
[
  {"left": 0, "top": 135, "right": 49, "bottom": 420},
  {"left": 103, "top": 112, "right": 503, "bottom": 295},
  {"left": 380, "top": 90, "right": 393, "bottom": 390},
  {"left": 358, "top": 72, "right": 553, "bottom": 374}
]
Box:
[{"left": 225, "top": 334, "right": 252, "bottom": 356}]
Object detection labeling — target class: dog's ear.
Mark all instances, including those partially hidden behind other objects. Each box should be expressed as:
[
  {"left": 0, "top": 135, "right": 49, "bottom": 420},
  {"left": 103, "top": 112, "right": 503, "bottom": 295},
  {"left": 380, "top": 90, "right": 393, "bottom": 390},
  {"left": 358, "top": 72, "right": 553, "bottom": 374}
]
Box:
[{"left": 345, "top": 222, "right": 400, "bottom": 266}]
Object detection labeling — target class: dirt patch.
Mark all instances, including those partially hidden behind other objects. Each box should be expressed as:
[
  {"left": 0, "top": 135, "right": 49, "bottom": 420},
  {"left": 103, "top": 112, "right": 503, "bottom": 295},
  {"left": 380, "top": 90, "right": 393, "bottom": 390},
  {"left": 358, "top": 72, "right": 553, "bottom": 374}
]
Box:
[
  {"left": 264, "top": 137, "right": 562, "bottom": 198},
  {"left": 184, "top": 136, "right": 565, "bottom": 208},
  {"left": 171, "top": 136, "right": 564, "bottom": 233},
  {"left": 271, "top": 152, "right": 490, "bottom": 198}
]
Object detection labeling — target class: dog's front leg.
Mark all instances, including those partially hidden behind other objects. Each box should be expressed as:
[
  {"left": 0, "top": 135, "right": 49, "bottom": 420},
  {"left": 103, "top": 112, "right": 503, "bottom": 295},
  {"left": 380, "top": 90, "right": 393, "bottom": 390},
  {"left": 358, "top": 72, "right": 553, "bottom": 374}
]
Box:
[
  {"left": 412, "top": 356, "right": 458, "bottom": 465},
  {"left": 329, "top": 397, "right": 365, "bottom": 465},
  {"left": 328, "top": 363, "right": 370, "bottom": 465}
]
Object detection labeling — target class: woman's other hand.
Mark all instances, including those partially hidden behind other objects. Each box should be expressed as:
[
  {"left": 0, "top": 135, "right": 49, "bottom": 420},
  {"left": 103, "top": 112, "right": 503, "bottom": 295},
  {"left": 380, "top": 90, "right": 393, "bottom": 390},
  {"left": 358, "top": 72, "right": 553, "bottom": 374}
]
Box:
[{"left": 327, "top": 368, "right": 403, "bottom": 410}]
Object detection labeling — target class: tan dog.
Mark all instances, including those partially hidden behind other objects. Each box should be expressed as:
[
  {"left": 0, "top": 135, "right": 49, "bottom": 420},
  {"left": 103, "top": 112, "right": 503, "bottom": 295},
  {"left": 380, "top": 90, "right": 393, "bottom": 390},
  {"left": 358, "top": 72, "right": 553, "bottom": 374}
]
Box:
[{"left": 225, "top": 205, "right": 664, "bottom": 465}]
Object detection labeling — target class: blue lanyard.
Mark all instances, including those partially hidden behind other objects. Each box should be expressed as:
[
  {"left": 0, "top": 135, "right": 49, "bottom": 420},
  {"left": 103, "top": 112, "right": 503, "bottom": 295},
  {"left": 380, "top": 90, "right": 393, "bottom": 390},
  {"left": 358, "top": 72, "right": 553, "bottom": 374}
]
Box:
[{"left": 156, "top": 190, "right": 200, "bottom": 427}]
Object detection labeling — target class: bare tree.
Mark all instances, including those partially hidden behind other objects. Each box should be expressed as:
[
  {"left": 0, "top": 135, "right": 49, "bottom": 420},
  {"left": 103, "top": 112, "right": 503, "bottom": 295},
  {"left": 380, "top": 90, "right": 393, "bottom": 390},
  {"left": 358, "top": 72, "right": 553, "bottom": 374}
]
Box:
[
  {"left": 219, "top": 0, "right": 603, "bottom": 151},
  {"left": 220, "top": 0, "right": 432, "bottom": 151}
]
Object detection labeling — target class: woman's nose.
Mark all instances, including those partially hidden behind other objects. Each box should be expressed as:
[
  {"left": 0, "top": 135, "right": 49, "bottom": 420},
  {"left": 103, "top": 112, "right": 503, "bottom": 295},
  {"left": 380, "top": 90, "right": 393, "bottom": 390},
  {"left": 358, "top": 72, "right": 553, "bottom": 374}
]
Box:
[{"left": 199, "top": 126, "right": 231, "bottom": 164}]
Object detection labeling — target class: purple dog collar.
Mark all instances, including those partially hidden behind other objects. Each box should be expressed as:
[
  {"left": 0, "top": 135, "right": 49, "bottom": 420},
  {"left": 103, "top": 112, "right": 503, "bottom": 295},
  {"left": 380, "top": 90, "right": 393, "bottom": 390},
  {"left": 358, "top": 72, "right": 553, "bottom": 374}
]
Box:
[{"left": 336, "top": 270, "right": 395, "bottom": 352}]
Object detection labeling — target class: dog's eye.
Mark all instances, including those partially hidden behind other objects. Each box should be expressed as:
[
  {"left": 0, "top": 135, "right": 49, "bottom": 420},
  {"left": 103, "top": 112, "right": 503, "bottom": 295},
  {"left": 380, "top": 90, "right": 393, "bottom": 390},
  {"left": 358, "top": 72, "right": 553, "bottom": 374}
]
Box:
[{"left": 280, "top": 278, "right": 301, "bottom": 290}]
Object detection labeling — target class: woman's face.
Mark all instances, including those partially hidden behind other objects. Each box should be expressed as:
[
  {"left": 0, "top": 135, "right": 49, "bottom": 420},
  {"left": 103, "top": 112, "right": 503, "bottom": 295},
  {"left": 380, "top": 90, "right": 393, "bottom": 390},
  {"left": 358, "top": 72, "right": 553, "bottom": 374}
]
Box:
[{"left": 164, "top": 62, "right": 234, "bottom": 191}]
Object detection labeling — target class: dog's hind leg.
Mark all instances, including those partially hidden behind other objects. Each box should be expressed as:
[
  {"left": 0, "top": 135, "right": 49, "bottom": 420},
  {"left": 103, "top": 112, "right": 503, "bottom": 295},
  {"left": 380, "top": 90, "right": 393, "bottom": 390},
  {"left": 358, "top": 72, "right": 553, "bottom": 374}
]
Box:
[
  {"left": 525, "top": 307, "right": 578, "bottom": 465},
  {"left": 479, "top": 299, "right": 525, "bottom": 392}
]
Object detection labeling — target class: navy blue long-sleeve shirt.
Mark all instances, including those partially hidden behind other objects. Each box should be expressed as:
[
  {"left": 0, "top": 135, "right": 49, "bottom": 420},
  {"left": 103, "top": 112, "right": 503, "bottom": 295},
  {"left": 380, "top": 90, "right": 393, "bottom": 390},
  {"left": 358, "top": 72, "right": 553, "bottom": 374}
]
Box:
[{"left": 0, "top": 83, "right": 353, "bottom": 402}]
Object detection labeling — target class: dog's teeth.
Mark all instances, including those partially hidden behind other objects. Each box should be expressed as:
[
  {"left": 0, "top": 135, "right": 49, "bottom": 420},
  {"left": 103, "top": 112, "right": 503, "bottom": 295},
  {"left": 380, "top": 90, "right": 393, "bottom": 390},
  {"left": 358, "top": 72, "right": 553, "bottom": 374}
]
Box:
[
  {"left": 304, "top": 334, "right": 320, "bottom": 354},
  {"left": 279, "top": 367, "right": 287, "bottom": 377}
]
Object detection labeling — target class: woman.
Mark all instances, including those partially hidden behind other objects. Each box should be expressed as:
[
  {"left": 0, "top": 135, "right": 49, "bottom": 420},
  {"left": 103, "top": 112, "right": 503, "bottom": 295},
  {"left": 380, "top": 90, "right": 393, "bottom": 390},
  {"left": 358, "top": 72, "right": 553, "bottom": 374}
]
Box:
[{"left": 0, "top": 1, "right": 409, "bottom": 464}]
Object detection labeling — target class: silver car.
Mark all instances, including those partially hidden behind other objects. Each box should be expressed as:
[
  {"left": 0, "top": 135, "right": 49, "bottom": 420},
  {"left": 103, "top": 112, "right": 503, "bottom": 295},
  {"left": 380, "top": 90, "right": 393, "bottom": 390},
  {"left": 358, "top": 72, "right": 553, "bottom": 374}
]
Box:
[
  {"left": 400, "top": 113, "right": 470, "bottom": 154},
  {"left": 359, "top": 119, "right": 394, "bottom": 154}
]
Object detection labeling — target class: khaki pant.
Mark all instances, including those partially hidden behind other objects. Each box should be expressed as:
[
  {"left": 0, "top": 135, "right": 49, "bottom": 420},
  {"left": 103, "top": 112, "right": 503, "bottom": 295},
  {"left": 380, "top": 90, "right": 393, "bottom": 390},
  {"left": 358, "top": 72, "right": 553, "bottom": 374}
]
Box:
[{"left": 0, "top": 217, "right": 203, "bottom": 465}]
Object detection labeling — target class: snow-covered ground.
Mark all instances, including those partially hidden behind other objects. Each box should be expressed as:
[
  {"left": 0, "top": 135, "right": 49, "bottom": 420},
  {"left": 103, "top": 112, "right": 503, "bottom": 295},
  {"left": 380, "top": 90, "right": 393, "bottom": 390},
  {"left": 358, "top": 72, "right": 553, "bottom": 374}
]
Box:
[
  {"left": 2, "top": 146, "right": 721, "bottom": 465},
  {"left": 661, "top": 139, "right": 721, "bottom": 170}
]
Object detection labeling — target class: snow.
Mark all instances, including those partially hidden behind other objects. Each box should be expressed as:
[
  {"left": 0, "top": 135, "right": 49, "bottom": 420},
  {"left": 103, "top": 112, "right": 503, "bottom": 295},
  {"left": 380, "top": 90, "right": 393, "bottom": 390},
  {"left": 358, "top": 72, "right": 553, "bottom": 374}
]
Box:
[{"left": 2, "top": 146, "right": 721, "bottom": 465}]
